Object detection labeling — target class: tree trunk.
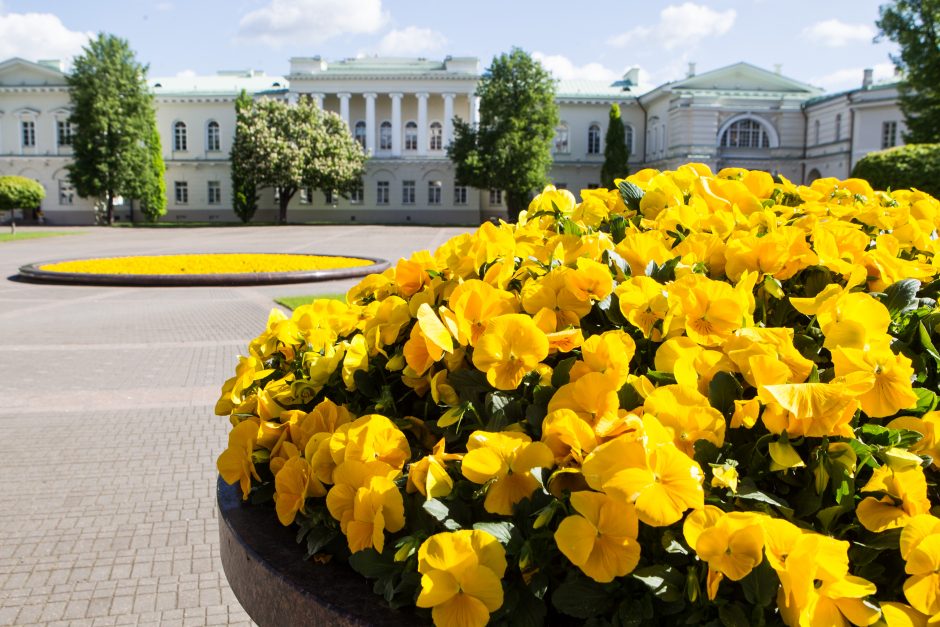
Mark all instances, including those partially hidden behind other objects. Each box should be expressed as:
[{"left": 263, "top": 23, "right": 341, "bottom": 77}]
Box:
[
  {"left": 106, "top": 191, "right": 115, "bottom": 226},
  {"left": 277, "top": 189, "right": 295, "bottom": 225},
  {"left": 505, "top": 190, "right": 531, "bottom": 223}
]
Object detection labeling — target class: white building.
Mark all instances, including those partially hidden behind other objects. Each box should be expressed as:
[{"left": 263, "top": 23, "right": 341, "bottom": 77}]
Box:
[{"left": 0, "top": 55, "right": 907, "bottom": 226}]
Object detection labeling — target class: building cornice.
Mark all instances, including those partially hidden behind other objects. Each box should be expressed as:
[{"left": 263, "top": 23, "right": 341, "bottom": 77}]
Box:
[
  {"left": 0, "top": 86, "right": 69, "bottom": 93},
  {"left": 287, "top": 73, "right": 478, "bottom": 82}
]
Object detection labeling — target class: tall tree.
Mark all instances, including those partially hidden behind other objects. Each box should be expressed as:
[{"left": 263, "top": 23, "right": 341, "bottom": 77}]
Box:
[
  {"left": 877, "top": 0, "right": 940, "bottom": 142},
  {"left": 231, "top": 90, "right": 259, "bottom": 223},
  {"left": 68, "top": 34, "right": 164, "bottom": 225},
  {"left": 601, "top": 104, "right": 630, "bottom": 189},
  {"left": 231, "top": 97, "right": 366, "bottom": 224},
  {"left": 138, "top": 125, "right": 167, "bottom": 221},
  {"left": 448, "top": 48, "right": 558, "bottom": 222}
]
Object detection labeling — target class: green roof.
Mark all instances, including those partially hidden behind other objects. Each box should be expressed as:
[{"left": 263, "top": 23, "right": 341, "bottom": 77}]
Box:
[
  {"left": 556, "top": 79, "right": 648, "bottom": 99},
  {"left": 149, "top": 72, "right": 287, "bottom": 97}
]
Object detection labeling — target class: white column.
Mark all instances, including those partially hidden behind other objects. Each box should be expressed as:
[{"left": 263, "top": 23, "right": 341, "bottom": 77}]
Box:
[
  {"left": 338, "top": 92, "right": 351, "bottom": 127},
  {"left": 390, "top": 92, "right": 402, "bottom": 157},
  {"left": 443, "top": 93, "right": 455, "bottom": 147},
  {"left": 416, "top": 92, "right": 429, "bottom": 156},
  {"left": 364, "top": 92, "right": 377, "bottom": 156},
  {"left": 311, "top": 93, "right": 325, "bottom": 109},
  {"left": 469, "top": 95, "right": 480, "bottom": 127}
]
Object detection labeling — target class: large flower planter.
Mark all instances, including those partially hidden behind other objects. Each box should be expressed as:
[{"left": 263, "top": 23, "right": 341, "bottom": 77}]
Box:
[{"left": 217, "top": 478, "right": 419, "bottom": 627}]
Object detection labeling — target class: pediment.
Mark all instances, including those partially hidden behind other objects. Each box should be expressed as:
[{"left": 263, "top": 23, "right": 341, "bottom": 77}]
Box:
[
  {"left": 671, "top": 62, "right": 820, "bottom": 94},
  {"left": 0, "top": 57, "right": 68, "bottom": 87}
]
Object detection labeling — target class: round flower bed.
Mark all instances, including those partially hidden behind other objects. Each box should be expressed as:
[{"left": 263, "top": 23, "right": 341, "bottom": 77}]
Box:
[
  {"left": 217, "top": 164, "right": 940, "bottom": 627},
  {"left": 19, "top": 253, "right": 388, "bottom": 286}
]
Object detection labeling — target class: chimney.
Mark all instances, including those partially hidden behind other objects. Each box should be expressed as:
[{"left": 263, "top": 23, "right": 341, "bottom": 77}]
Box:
[
  {"left": 687, "top": 62, "right": 696, "bottom": 78},
  {"left": 773, "top": 64, "right": 782, "bottom": 75},
  {"left": 862, "top": 68, "right": 873, "bottom": 89},
  {"left": 623, "top": 67, "right": 640, "bottom": 86}
]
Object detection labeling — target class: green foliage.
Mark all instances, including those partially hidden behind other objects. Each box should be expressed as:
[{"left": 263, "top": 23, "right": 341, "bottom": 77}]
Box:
[
  {"left": 851, "top": 143, "right": 940, "bottom": 197},
  {"left": 448, "top": 48, "right": 559, "bottom": 221},
  {"left": 67, "top": 33, "right": 165, "bottom": 225},
  {"left": 230, "top": 95, "right": 366, "bottom": 225},
  {"left": 877, "top": 0, "right": 940, "bottom": 142},
  {"left": 231, "top": 90, "right": 259, "bottom": 223},
  {"left": 0, "top": 175, "right": 45, "bottom": 212},
  {"left": 601, "top": 104, "right": 630, "bottom": 189},
  {"left": 138, "top": 125, "right": 167, "bottom": 222}
]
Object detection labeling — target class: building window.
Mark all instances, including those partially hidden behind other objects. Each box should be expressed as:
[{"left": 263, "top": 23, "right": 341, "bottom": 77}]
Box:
[
  {"left": 429, "top": 121, "right": 443, "bottom": 150},
  {"left": 402, "top": 180, "right": 416, "bottom": 205},
  {"left": 379, "top": 121, "right": 392, "bottom": 150},
  {"left": 354, "top": 121, "right": 367, "bottom": 149},
  {"left": 404, "top": 121, "right": 418, "bottom": 151},
  {"left": 325, "top": 189, "right": 335, "bottom": 205},
  {"left": 207, "top": 121, "right": 221, "bottom": 151},
  {"left": 174, "top": 181, "right": 188, "bottom": 204},
  {"left": 428, "top": 180, "right": 442, "bottom": 205},
  {"left": 57, "top": 120, "right": 74, "bottom": 147},
  {"left": 835, "top": 114, "right": 842, "bottom": 141},
  {"left": 173, "top": 121, "right": 187, "bottom": 151},
  {"left": 350, "top": 183, "right": 363, "bottom": 204},
  {"left": 299, "top": 188, "right": 312, "bottom": 205},
  {"left": 454, "top": 185, "right": 467, "bottom": 205},
  {"left": 21, "top": 120, "right": 35, "bottom": 147},
  {"left": 377, "top": 181, "right": 389, "bottom": 205},
  {"left": 624, "top": 124, "right": 634, "bottom": 155},
  {"left": 587, "top": 183, "right": 600, "bottom": 190},
  {"left": 208, "top": 181, "right": 221, "bottom": 205},
  {"left": 556, "top": 183, "right": 568, "bottom": 190},
  {"left": 719, "top": 118, "right": 770, "bottom": 148},
  {"left": 58, "top": 179, "right": 74, "bottom": 205},
  {"left": 814, "top": 120, "right": 821, "bottom": 145},
  {"left": 659, "top": 125, "right": 666, "bottom": 152},
  {"left": 588, "top": 124, "right": 601, "bottom": 154},
  {"left": 882, "top": 121, "right": 898, "bottom": 149},
  {"left": 489, "top": 189, "right": 502, "bottom": 205},
  {"left": 554, "top": 123, "right": 569, "bottom": 153}
]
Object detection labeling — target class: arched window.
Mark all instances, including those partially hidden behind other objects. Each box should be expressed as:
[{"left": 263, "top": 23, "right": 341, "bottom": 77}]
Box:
[
  {"left": 719, "top": 118, "right": 770, "bottom": 148},
  {"left": 814, "top": 120, "right": 821, "bottom": 145},
  {"left": 624, "top": 124, "right": 634, "bottom": 155},
  {"left": 835, "top": 114, "right": 842, "bottom": 141},
  {"left": 379, "top": 121, "right": 392, "bottom": 150},
  {"left": 354, "top": 121, "right": 366, "bottom": 149},
  {"left": 429, "top": 121, "right": 443, "bottom": 150},
  {"left": 206, "top": 120, "right": 220, "bottom": 152},
  {"left": 807, "top": 168, "right": 822, "bottom": 184},
  {"left": 404, "top": 121, "right": 418, "bottom": 151},
  {"left": 173, "top": 121, "right": 187, "bottom": 151},
  {"left": 554, "top": 123, "right": 569, "bottom": 153},
  {"left": 659, "top": 125, "right": 665, "bottom": 152},
  {"left": 588, "top": 124, "right": 601, "bottom": 154}
]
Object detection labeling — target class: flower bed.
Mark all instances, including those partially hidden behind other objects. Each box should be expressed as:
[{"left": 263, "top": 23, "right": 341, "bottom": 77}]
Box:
[
  {"left": 40, "top": 253, "right": 373, "bottom": 275},
  {"left": 217, "top": 164, "right": 940, "bottom": 627}
]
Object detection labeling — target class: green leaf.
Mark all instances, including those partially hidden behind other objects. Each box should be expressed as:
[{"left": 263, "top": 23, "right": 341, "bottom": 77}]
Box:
[
  {"left": 740, "top": 561, "right": 779, "bottom": 607},
  {"left": 881, "top": 279, "right": 921, "bottom": 317},
  {"left": 618, "top": 382, "right": 644, "bottom": 411},
  {"left": 632, "top": 565, "right": 685, "bottom": 603},
  {"left": 618, "top": 180, "right": 644, "bottom": 211},
  {"left": 353, "top": 369, "right": 380, "bottom": 399},
  {"left": 472, "top": 521, "right": 516, "bottom": 545},
  {"left": 348, "top": 548, "right": 397, "bottom": 579},
  {"left": 423, "top": 498, "right": 451, "bottom": 522},
  {"left": 448, "top": 369, "right": 493, "bottom": 400},
  {"left": 552, "top": 356, "right": 577, "bottom": 388},
  {"left": 910, "top": 387, "right": 939, "bottom": 415},
  {"left": 709, "top": 371, "right": 743, "bottom": 417},
  {"left": 736, "top": 481, "right": 790, "bottom": 509},
  {"left": 551, "top": 576, "right": 613, "bottom": 619},
  {"left": 608, "top": 215, "right": 629, "bottom": 245},
  {"left": 918, "top": 322, "right": 940, "bottom": 365},
  {"left": 304, "top": 527, "right": 339, "bottom": 558},
  {"left": 719, "top": 603, "right": 750, "bottom": 627}
]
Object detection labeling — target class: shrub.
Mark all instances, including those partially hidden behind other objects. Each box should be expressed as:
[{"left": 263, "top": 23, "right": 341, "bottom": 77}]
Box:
[
  {"left": 0, "top": 175, "right": 45, "bottom": 214},
  {"left": 851, "top": 143, "right": 940, "bottom": 197},
  {"left": 217, "top": 164, "right": 940, "bottom": 627}
]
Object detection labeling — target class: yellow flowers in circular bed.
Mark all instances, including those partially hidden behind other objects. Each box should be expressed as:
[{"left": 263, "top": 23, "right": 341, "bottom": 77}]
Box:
[
  {"left": 40, "top": 253, "right": 372, "bottom": 275},
  {"left": 217, "top": 164, "right": 940, "bottom": 627}
]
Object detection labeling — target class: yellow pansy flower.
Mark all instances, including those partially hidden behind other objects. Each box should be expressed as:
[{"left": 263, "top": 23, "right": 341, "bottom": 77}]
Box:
[
  {"left": 568, "top": 330, "right": 636, "bottom": 388},
  {"left": 547, "top": 371, "right": 620, "bottom": 427},
  {"left": 329, "top": 414, "right": 411, "bottom": 471},
  {"left": 217, "top": 419, "right": 261, "bottom": 500},
  {"left": 554, "top": 491, "right": 641, "bottom": 583},
  {"left": 683, "top": 507, "right": 765, "bottom": 599},
  {"left": 615, "top": 276, "right": 669, "bottom": 339},
  {"left": 415, "top": 530, "right": 507, "bottom": 627},
  {"left": 856, "top": 465, "right": 931, "bottom": 532},
  {"left": 461, "top": 431, "right": 554, "bottom": 515},
  {"left": 888, "top": 413, "right": 940, "bottom": 469},
  {"left": 899, "top": 515, "right": 940, "bottom": 622},
  {"left": 471, "top": 314, "right": 549, "bottom": 390},
  {"left": 832, "top": 346, "right": 919, "bottom": 418},
  {"left": 326, "top": 460, "right": 404, "bottom": 554},
  {"left": 541, "top": 408, "right": 599, "bottom": 466},
  {"left": 341, "top": 334, "right": 369, "bottom": 391},
  {"left": 642, "top": 384, "right": 726, "bottom": 457},
  {"left": 407, "top": 439, "right": 462, "bottom": 500},
  {"left": 274, "top": 455, "right": 326, "bottom": 526}
]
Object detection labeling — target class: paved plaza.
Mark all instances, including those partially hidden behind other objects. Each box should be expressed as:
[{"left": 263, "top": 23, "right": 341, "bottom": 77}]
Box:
[{"left": 0, "top": 224, "right": 471, "bottom": 626}]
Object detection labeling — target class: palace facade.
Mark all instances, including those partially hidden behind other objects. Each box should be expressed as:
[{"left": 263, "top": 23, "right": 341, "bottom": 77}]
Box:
[{"left": 0, "top": 56, "right": 907, "bottom": 225}]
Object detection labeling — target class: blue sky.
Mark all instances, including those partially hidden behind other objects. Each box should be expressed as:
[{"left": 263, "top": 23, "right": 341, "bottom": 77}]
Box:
[{"left": 0, "top": 0, "right": 899, "bottom": 91}]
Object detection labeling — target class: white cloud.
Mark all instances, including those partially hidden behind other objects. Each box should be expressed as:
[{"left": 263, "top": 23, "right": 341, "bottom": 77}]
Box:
[
  {"left": 0, "top": 12, "right": 92, "bottom": 62},
  {"left": 375, "top": 26, "right": 446, "bottom": 56},
  {"left": 237, "top": 0, "right": 387, "bottom": 47},
  {"left": 811, "top": 62, "right": 896, "bottom": 91},
  {"left": 176, "top": 69, "right": 196, "bottom": 77},
  {"left": 607, "top": 2, "right": 736, "bottom": 51},
  {"left": 532, "top": 52, "right": 619, "bottom": 82},
  {"left": 155, "top": 2, "right": 174, "bottom": 11},
  {"left": 802, "top": 19, "right": 875, "bottom": 47}
]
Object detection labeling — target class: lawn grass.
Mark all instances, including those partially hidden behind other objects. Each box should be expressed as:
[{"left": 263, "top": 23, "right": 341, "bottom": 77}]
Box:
[
  {"left": 275, "top": 292, "right": 346, "bottom": 310},
  {"left": 0, "top": 231, "right": 79, "bottom": 243}
]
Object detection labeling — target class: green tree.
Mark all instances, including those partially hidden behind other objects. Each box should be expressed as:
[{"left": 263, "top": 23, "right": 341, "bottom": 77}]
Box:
[
  {"left": 138, "top": 125, "right": 167, "bottom": 222},
  {"left": 231, "top": 97, "right": 366, "bottom": 224},
  {"left": 0, "top": 175, "right": 45, "bottom": 227},
  {"left": 231, "top": 90, "right": 259, "bottom": 223},
  {"left": 67, "top": 34, "right": 164, "bottom": 225},
  {"left": 601, "top": 104, "right": 630, "bottom": 188},
  {"left": 448, "top": 48, "right": 558, "bottom": 221},
  {"left": 877, "top": 0, "right": 940, "bottom": 142}
]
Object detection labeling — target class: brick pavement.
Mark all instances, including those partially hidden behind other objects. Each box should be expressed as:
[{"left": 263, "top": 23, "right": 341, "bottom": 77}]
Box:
[{"left": 0, "top": 225, "right": 471, "bottom": 626}]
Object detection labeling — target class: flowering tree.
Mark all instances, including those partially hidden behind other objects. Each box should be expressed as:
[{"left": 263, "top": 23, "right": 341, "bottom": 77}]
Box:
[
  {"left": 0, "top": 175, "right": 45, "bottom": 227},
  {"left": 231, "top": 97, "right": 366, "bottom": 225}
]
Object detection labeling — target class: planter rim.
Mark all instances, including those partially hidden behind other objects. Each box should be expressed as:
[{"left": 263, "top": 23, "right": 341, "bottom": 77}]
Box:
[
  {"left": 18, "top": 252, "right": 390, "bottom": 286},
  {"left": 217, "top": 477, "right": 420, "bottom": 627}
]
